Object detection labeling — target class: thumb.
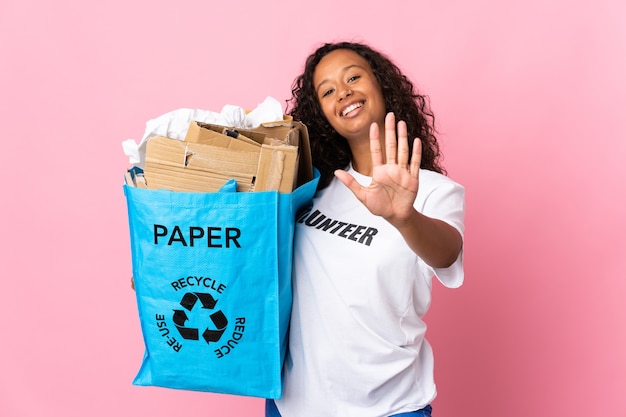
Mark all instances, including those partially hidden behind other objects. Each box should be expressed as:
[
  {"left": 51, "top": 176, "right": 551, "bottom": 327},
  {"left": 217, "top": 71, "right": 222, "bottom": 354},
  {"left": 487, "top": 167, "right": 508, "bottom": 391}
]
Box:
[{"left": 334, "top": 169, "right": 364, "bottom": 201}]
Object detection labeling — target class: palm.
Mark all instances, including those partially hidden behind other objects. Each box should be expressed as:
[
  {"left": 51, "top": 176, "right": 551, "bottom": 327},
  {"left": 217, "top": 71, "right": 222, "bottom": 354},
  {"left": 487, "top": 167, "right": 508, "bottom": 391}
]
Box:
[
  {"left": 364, "top": 163, "right": 419, "bottom": 218},
  {"left": 335, "top": 113, "right": 422, "bottom": 223}
]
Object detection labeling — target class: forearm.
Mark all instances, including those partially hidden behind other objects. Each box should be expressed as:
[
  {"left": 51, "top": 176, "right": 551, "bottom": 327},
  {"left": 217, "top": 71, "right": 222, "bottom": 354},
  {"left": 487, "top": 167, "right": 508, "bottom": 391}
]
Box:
[{"left": 390, "top": 209, "right": 463, "bottom": 269}]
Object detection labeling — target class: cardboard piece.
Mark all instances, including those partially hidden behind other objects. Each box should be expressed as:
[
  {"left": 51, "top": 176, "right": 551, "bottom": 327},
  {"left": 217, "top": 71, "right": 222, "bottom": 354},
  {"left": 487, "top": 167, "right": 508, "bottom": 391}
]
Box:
[
  {"left": 141, "top": 118, "right": 312, "bottom": 193},
  {"left": 124, "top": 166, "right": 147, "bottom": 189}
]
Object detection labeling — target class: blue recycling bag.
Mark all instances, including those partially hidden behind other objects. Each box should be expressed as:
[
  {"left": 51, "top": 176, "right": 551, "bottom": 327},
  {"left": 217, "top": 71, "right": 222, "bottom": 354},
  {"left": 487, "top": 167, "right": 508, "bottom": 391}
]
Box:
[{"left": 124, "top": 170, "right": 319, "bottom": 398}]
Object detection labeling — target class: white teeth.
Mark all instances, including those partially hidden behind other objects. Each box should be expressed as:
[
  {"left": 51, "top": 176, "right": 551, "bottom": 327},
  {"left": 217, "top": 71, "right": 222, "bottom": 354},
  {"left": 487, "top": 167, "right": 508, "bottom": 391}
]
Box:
[{"left": 341, "top": 102, "right": 362, "bottom": 117}]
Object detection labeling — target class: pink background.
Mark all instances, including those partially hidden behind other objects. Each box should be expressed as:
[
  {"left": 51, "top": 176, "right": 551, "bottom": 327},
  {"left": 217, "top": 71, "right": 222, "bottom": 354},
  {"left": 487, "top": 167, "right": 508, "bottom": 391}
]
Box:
[{"left": 1, "top": 1, "right": 625, "bottom": 416}]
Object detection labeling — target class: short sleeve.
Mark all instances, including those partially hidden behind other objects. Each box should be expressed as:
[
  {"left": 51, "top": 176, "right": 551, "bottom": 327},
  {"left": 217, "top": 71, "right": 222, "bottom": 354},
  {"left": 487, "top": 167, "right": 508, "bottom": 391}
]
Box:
[{"left": 416, "top": 170, "right": 465, "bottom": 288}]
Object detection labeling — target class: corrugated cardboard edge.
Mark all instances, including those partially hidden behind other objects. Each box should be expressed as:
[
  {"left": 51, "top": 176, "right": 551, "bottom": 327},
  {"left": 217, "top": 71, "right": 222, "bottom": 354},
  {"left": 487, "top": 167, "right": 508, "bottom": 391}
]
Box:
[
  {"left": 187, "top": 119, "right": 313, "bottom": 191},
  {"left": 143, "top": 136, "right": 259, "bottom": 192},
  {"left": 186, "top": 121, "right": 265, "bottom": 149},
  {"left": 292, "top": 121, "right": 313, "bottom": 188},
  {"left": 137, "top": 120, "right": 313, "bottom": 193}
]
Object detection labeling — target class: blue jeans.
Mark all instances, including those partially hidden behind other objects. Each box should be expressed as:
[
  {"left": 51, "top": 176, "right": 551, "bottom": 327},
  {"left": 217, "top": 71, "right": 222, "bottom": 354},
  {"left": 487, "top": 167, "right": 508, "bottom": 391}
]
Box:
[{"left": 265, "top": 400, "right": 433, "bottom": 417}]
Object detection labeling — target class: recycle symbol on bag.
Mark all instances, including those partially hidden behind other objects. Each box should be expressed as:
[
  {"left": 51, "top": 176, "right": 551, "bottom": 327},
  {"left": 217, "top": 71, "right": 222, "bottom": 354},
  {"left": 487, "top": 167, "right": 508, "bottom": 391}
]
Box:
[{"left": 173, "top": 292, "right": 228, "bottom": 344}]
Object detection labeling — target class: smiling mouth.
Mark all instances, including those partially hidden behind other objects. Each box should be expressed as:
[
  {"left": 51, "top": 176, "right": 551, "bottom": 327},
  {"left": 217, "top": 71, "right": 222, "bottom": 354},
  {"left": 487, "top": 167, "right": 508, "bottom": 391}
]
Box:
[{"left": 341, "top": 102, "right": 363, "bottom": 117}]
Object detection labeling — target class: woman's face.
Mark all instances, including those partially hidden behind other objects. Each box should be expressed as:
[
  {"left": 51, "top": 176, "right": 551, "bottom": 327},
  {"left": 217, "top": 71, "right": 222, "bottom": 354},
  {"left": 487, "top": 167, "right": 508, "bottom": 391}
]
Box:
[{"left": 313, "top": 49, "right": 386, "bottom": 142}]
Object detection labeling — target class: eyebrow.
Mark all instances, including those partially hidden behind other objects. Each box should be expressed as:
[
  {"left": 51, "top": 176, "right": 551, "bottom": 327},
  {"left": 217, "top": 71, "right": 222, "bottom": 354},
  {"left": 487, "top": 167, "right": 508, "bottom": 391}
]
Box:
[{"left": 315, "top": 64, "right": 364, "bottom": 94}]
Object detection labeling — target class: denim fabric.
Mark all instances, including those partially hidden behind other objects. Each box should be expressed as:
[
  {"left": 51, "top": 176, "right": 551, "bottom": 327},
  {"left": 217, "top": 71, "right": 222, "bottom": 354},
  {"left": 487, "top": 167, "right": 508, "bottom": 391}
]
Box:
[
  {"left": 392, "top": 405, "right": 432, "bottom": 417},
  {"left": 265, "top": 400, "right": 432, "bottom": 417}
]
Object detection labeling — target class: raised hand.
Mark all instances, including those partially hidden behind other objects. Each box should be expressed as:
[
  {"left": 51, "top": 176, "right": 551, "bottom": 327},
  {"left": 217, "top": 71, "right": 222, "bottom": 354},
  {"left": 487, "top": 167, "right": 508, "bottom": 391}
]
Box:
[{"left": 334, "top": 112, "right": 422, "bottom": 225}]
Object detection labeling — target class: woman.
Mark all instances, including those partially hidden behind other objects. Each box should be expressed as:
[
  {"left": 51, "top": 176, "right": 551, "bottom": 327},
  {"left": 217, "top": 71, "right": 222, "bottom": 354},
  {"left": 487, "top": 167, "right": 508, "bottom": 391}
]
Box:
[{"left": 267, "top": 41, "right": 465, "bottom": 417}]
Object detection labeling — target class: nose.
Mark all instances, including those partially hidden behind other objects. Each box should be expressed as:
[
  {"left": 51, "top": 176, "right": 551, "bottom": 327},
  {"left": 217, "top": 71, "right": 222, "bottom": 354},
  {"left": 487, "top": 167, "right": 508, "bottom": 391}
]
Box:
[{"left": 338, "top": 86, "right": 352, "bottom": 101}]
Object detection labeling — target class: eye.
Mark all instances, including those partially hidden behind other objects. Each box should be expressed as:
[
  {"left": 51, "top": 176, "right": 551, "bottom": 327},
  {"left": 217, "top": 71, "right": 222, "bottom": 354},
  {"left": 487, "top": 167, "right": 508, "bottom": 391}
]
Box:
[
  {"left": 347, "top": 74, "right": 361, "bottom": 83},
  {"left": 321, "top": 88, "right": 334, "bottom": 98}
]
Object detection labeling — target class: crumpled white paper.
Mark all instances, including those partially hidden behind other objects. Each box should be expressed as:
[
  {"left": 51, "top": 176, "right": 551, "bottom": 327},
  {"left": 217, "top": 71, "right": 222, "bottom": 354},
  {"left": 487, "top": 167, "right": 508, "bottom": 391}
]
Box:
[{"left": 122, "top": 96, "right": 284, "bottom": 168}]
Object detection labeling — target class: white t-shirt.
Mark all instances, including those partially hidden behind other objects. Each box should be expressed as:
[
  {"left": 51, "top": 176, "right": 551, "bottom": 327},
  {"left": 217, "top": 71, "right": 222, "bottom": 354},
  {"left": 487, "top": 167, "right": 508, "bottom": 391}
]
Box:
[{"left": 275, "top": 166, "right": 465, "bottom": 417}]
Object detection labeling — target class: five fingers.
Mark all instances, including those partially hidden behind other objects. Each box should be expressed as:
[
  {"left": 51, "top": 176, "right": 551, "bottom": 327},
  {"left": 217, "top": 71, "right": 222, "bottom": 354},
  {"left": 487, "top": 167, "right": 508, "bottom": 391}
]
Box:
[{"left": 372, "top": 112, "right": 421, "bottom": 177}]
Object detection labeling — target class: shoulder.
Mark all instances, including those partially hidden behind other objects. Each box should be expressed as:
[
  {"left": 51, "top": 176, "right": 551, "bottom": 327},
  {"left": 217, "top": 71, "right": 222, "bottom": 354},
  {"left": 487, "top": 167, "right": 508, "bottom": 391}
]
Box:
[
  {"left": 418, "top": 169, "right": 464, "bottom": 196},
  {"left": 416, "top": 169, "right": 465, "bottom": 223}
]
